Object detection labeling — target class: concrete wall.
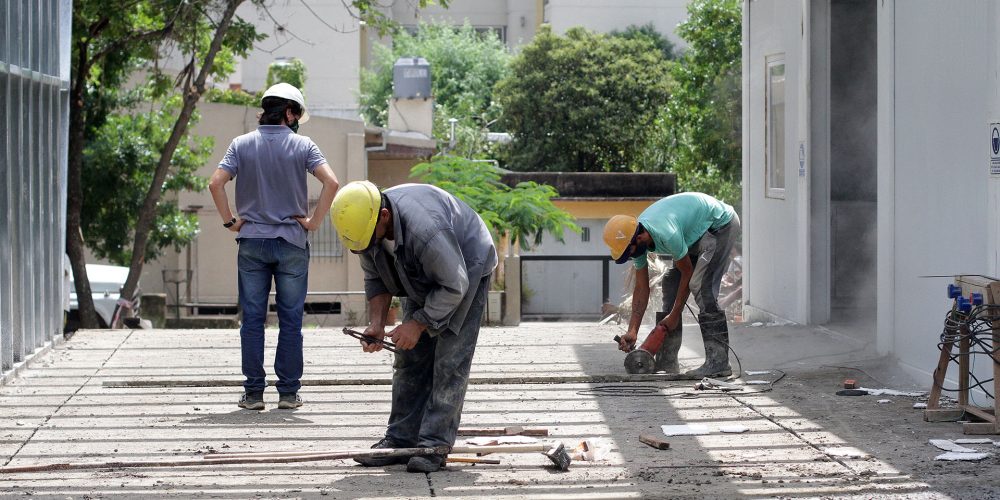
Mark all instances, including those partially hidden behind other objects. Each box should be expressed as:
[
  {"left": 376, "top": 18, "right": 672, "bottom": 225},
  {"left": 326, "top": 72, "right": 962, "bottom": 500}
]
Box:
[
  {"left": 745, "top": 0, "right": 1000, "bottom": 395},
  {"left": 543, "top": 0, "right": 689, "bottom": 49},
  {"left": 520, "top": 199, "right": 656, "bottom": 319},
  {"left": 228, "top": 1, "right": 362, "bottom": 119},
  {"left": 886, "top": 1, "right": 993, "bottom": 383},
  {"left": 743, "top": 0, "right": 808, "bottom": 323}
]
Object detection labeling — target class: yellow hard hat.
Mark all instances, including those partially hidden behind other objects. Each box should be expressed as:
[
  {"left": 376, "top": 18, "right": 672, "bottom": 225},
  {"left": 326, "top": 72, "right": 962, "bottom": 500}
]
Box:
[
  {"left": 331, "top": 181, "right": 382, "bottom": 252},
  {"left": 603, "top": 215, "right": 639, "bottom": 263}
]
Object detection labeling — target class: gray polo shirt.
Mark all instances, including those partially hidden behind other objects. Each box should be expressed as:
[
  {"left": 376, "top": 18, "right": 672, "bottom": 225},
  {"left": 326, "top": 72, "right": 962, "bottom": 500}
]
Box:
[{"left": 218, "top": 125, "right": 327, "bottom": 249}]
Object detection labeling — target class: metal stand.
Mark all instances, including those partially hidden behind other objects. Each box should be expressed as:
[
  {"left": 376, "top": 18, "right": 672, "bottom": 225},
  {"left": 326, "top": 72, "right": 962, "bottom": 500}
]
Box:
[
  {"left": 161, "top": 269, "right": 193, "bottom": 321},
  {"left": 924, "top": 276, "right": 1000, "bottom": 434}
]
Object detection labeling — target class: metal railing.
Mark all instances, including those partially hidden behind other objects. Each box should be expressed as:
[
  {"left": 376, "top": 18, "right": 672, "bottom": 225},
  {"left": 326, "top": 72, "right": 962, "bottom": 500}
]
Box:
[{"left": 0, "top": 0, "right": 71, "bottom": 375}]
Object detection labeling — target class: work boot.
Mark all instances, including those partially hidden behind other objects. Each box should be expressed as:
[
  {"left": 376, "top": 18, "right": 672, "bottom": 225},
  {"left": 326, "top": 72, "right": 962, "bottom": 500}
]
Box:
[
  {"left": 652, "top": 312, "right": 682, "bottom": 373},
  {"left": 683, "top": 311, "right": 732, "bottom": 379},
  {"left": 238, "top": 391, "right": 264, "bottom": 410},
  {"left": 278, "top": 392, "right": 303, "bottom": 409},
  {"left": 406, "top": 453, "right": 447, "bottom": 473},
  {"left": 354, "top": 437, "right": 412, "bottom": 467}
]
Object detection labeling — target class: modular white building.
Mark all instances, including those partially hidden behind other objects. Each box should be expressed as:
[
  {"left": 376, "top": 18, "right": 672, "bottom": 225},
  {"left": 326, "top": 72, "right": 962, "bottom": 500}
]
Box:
[{"left": 742, "top": 0, "right": 1000, "bottom": 394}]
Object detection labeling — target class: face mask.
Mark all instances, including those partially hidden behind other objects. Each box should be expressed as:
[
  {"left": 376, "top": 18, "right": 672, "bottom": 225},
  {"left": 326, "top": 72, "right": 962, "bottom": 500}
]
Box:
[
  {"left": 632, "top": 243, "right": 648, "bottom": 258},
  {"left": 288, "top": 119, "right": 299, "bottom": 133}
]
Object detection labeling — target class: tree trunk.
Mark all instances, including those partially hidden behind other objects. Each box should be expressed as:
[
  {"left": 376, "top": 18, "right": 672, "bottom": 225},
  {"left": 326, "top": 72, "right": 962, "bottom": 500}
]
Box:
[
  {"left": 118, "top": 0, "right": 245, "bottom": 312},
  {"left": 66, "top": 45, "right": 100, "bottom": 329}
]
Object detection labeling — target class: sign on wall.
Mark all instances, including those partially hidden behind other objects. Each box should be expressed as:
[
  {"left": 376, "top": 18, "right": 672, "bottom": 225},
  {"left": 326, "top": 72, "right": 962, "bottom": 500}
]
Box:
[
  {"left": 991, "top": 122, "right": 1000, "bottom": 175},
  {"left": 798, "top": 141, "right": 806, "bottom": 177}
]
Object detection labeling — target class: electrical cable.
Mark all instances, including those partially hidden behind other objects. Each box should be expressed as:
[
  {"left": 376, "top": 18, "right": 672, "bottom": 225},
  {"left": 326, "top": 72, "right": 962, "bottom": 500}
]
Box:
[{"left": 933, "top": 302, "right": 998, "bottom": 401}]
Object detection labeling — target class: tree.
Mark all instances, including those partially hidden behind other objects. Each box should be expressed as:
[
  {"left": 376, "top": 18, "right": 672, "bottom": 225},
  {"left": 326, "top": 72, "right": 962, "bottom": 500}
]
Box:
[
  {"left": 266, "top": 57, "right": 308, "bottom": 89},
  {"left": 494, "top": 26, "right": 673, "bottom": 172},
  {"left": 68, "top": 0, "right": 198, "bottom": 328},
  {"left": 655, "top": 0, "right": 742, "bottom": 205},
  {"left": 359, "top": 22, "right": 510, "bottom": 158},
  {"left": 410, "top": 156, "right": 579, "bottom": 252},
  {"left": 82, "top": 96, "right": 211, "bottom": 265},
  {"left": 610, "top": 23, "right": 678, "bottom": 61},
  {"left": 69, "top": 0, "right": 440, "bottom": 328},
  {"left": 344, "top": 0, "right": 450, "bottom": 36}
]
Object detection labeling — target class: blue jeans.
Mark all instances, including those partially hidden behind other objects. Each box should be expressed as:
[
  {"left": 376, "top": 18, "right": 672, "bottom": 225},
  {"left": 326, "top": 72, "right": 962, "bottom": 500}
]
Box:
[
  {"left": 385, "top": 275, "right": 490, "bottom": 449},
  {"left": 237, "top": 238, "right": 309, "bottom": 394}
]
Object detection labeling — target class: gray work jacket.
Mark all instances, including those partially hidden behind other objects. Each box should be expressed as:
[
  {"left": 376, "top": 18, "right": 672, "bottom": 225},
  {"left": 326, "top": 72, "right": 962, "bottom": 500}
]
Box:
[{"left": 358, "top": 184, "right": 498, "bottom": 336}]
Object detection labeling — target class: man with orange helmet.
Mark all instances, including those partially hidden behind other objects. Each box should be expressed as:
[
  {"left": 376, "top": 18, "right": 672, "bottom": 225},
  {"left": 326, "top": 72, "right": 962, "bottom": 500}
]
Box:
[{"left": 603, "top": 192, "right": 740, "bottom": 379}]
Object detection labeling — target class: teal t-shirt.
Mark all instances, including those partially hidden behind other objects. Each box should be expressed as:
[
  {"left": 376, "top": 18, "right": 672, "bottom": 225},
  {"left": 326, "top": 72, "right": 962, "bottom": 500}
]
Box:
[{"left": 633, "top": 193, "right": 735, "bottom": 269}]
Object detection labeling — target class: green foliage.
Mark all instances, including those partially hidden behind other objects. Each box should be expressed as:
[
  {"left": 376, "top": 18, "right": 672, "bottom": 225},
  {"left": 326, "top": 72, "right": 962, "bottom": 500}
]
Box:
[
  {"left": 204, "top": 87, "right": 260, "bottom": 106},
  {"left": 494, "top": 26, "right": 673, "bottom": 172},
  {"left": 82, "top": 98, "right": 211, "bottom": 265},
  {"left": 359, "top": 22, "right": 510, "bottom": 158},
  {"left": 266, "top": 57, "right": 308, "bottom": 90},
  {"left": 610, "top": 23, "right": 678, "bottom": 60},
  {"left": 410, "top": 156, "right": 579, "bottom": 251},
  {"left": 347, "top": 0, "right": 451, "bottom": 36},
  {"left": 656, "top": 0, "right": 742, "bottom": 206}
]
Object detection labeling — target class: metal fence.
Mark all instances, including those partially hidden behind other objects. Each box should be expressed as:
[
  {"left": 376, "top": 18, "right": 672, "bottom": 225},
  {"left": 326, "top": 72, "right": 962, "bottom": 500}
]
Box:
[{"left": 0, "top": 0, "right": 71, "bottom": 374}]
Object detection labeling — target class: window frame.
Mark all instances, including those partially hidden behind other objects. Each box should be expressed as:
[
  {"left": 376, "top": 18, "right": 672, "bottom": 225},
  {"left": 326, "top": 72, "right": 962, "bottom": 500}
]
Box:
[{"left": 765, "top": 54, "right": 786, "bottom": 200}]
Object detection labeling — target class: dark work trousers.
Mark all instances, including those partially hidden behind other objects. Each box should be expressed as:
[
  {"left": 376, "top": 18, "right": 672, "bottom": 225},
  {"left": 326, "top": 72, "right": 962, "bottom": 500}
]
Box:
[
  {"left": 385, "top": 274, "right": 491, "bottom": 449},
  {"left": 661, "top": 214, "right": 741, "bottom": 315}
]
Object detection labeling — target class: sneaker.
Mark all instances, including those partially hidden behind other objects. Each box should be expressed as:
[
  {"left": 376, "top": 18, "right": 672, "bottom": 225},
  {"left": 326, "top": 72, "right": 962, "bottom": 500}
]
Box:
[
  {"left": 407, "top": 454, "right": 447, "bottom": 473},
  {"left": 238, "top": 391, "right": 264, "bottom": 410},
  {"left": 278, "top": 393, "right": 303, "bottom": 409},
  {"left": 355, "top": 437, "right": 411, "bottom": 467}
]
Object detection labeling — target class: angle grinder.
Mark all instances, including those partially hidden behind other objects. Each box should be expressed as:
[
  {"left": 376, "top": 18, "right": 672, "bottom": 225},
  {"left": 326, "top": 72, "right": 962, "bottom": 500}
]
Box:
[{"left": 617, "top": 313, "right": 674, "bottom": 374}]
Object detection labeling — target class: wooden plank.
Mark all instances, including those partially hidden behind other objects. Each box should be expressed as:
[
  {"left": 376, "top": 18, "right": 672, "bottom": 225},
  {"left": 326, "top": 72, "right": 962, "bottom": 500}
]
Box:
[
  {"left": 927, "top": 340, "right": 954, "bottom": 409},
  {"left": 989, "top": 284, "right": 1000, "bottom": 433},
  {"left": 457, "top": 427, "right": 548, "bottom": 437},
  {"left": 639, "top": 434, "right": 670, "bottom": 450},
  {"left": 962, "top": 405, "right": 997, "bottom": 423},
  {"left": 962, "top": 422, "right": 1000, "bottom": 435},
  {"left": 959, "top": 331, "right": 970, "bottom": 407},
  {"left": 924, "top": 409, "right": 965, "bottom": 422}
]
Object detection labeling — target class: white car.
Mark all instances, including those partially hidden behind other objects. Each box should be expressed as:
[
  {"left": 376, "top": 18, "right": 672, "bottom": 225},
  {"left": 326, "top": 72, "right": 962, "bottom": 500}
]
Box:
[{"left": 66, "top": 264, "right": 140, "bottom": 331}]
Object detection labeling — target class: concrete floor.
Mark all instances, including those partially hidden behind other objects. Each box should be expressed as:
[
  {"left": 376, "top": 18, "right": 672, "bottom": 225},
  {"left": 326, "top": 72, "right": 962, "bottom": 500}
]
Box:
[{"left": 1, "top": 321, "right": 998, "bottom": 499}]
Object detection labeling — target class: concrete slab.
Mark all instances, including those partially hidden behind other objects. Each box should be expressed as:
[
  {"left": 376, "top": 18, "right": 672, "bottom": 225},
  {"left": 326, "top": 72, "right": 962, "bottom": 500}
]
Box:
[{"left": 0, "top": 322, "right": 998, "bottom": 498}]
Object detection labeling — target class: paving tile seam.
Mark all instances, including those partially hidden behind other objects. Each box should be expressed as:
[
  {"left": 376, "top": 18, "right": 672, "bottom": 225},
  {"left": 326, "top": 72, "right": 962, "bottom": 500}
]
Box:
[
  {"left": 1, "top": 330, "right": 137, "bottom": 469},
  {"left": 730, "top": 393, "right": 861, "bottom": 476}
]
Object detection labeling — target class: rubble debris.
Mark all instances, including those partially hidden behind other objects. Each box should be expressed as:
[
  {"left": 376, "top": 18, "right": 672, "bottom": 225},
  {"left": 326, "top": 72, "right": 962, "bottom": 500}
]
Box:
[
  {"left": 719, "top": 425, "right": 749, "bottom": 434},
  {"left": 859, "top": 387, "right": 925, "bottom": 397},
  {"left": 934, "top": 452, "right": 989, "bottom": 461},
  {"left": 929, "top": 439, "right": 976, "bottom": 453},
  {"left": 660, "top": 424, "right": 710, "bottom": 436}
]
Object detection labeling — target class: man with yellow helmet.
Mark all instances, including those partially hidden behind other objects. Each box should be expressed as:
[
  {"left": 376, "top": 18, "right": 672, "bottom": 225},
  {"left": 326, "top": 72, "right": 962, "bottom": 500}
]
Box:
[
  {"left": 330, "top": 181, "right": 497, "bottom": 473},
  {"left": 603, "top": 192, "right": 740, "bottom": 379}
]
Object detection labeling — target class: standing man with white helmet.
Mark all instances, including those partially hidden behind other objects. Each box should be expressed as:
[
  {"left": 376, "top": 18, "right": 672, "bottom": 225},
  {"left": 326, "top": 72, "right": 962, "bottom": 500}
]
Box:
[
  {"left": 331, "top": 181, "right": 497, "bottom": 473},
  {"left": 603, "top": 192, "right": 740, "bottom": 379},
  {"left": 209, "top": 82, "right": 340, "bottom": 410}
]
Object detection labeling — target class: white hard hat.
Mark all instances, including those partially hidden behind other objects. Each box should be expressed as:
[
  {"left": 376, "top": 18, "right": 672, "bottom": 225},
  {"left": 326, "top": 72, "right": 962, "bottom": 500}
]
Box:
[{"left": 262, "top": 82, "right": 309, "bottom": 124}]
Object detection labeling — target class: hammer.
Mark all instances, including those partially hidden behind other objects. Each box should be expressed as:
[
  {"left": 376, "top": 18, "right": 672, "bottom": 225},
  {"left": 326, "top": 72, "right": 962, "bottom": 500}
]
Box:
[{"left": 451, "top": 442, "right": 571, "bottom": 471}]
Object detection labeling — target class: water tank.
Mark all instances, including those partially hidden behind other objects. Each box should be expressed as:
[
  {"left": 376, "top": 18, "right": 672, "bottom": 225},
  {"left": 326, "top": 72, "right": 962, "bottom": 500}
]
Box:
[{"left": 393, "top": 57, "right": 432, "bottom": 99}]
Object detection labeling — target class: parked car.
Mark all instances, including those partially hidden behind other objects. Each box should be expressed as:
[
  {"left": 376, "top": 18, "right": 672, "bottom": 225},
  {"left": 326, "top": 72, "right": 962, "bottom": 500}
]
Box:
[{"left": 65, "top": 264, "right": 140, "bottom": 332}]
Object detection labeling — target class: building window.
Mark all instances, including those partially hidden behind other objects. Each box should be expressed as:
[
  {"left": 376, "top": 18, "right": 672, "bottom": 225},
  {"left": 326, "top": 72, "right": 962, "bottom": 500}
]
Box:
[
  {"left": 309, "top": 215, "right": 343, "bottom": 258},
  {"left": 766, "top": 55, "right": 786, "bottom": 199},
  {"left": 581, "top": 227, "right": 590, "bottom": 242}
]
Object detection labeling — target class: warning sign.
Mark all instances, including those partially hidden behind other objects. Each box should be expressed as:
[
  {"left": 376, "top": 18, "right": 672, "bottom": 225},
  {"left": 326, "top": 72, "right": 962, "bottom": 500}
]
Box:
[{"left": 991, "top": 122, "right": 1000, "bottom": 175}]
